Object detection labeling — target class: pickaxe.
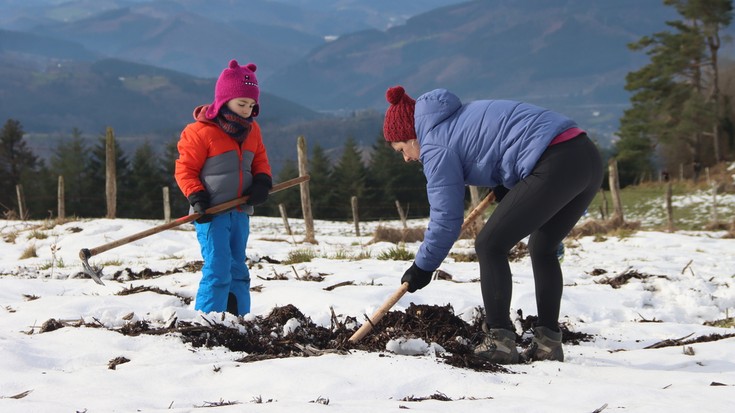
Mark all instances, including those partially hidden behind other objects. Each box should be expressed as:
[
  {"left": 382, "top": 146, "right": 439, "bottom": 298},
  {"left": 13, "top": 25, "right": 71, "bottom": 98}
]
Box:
[
  {"left": 79, "top": 175, "right": 309, "bottom": 285},
  {"left": 348, "top": 190, "right": 496, "bottom": 343}
]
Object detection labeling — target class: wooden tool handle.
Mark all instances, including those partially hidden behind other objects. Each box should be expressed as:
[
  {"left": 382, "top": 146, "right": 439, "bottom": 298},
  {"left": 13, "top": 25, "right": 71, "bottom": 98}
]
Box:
[
  {"left": 349, "top": 282, "right": 409, "bottom": 343},
  {"left": 348, "top": 190, "right": 496, "bottom": 343},
  {"left": 79, "top": 175, "right": 309, "bottom": 259}
]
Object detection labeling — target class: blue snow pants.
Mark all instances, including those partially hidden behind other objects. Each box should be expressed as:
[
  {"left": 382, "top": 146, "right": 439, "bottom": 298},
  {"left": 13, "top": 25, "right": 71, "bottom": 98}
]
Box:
[{"left": 194, "top": 210, "right": 251, "bottom": 315}]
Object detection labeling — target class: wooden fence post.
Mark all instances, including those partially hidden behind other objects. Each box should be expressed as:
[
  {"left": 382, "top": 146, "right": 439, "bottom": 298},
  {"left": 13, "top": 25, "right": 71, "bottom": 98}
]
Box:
[
  {"left": 57, "top": 175, "right": 65, "bottom": 220},
  {"left": 279, "top": 203, "right": 293, "bottom": 239},
  {"left": 297, "top": 136, "right": 317, "bottom": 243},
  {"left": 395, "top": 200, "right": 408, "bottom": 229},
  {"left": 351, "top": 196, "right": 360, "bottom": 237},
  {"left": 711, "top": 182, "right": 719, "bottom": 225},
  {"left": 15, "top": 184, "right": 27, "bottom": 220},
  {"left": 105, "top": 127, "right": 117, "bottom": 219},
  {"left": 608, "top": 158, "right": 624, "bottom": 227},
  {"left": 162, "top": 186, "right": 171, "bottom": 222},
  {"left": 598, "top": 188, "right": 608, "bottom": 220},
  {"left": 665, "top": 181, "right": 674, "bottom": 232}
]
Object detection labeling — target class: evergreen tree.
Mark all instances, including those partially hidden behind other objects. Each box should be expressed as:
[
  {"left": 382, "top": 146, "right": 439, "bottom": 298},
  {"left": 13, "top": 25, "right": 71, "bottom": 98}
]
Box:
[
  {"left": 49, "top": 129, "right": 91, "bottom": 217},
  {"left": 667, "top": 0, "right": 733, "bottom": 161},
  {"left": 307, "top": 143, "right": 333, "bottom": 219},
  {"left": 617, "top": 0, "right": 733, "bottom": 185},
  {"left": 127, "top": 141, "right": 166, "bottom": 218},
  {"left": 0, "top": 119, "right": 40, "bottom": 217},
  {"left": 31, "top": 160, "right": 58, "bottom": 219},
  {"left": 269, "top": 159, "right": 301, "bottom": 218},
  {"left": 161, "top": 135, "right": 189, "bottom": 218},
  {"left": 365, "top": 135, "right": 428, "bottom": 220},
  {"left": 328, "top": 137, "right": 367, "bottom": 220}
]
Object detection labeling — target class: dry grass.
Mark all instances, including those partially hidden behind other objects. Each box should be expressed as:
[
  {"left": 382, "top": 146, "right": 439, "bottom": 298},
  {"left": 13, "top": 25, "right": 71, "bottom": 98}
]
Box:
[
  {"left": 19, "top": 244, "right": 38, "bottom": 259},
  {"left": 569, "top": 219, "right": 641, "bottom": 238},
  {"left": 722, "top": 220, "right": 735, "bottom": 239},
  {"left": 370, "top": 225, "right": 424, "bottom": 244}
]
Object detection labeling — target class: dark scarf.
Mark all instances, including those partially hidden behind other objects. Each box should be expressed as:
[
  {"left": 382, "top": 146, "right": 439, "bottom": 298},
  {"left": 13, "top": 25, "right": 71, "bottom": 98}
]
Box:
[{"left": 214, "top": 106, "right": 253, "bottom": 144}]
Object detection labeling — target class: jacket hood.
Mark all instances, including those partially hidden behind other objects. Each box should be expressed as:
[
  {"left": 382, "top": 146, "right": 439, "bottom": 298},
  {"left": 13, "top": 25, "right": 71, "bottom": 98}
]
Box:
[
  {"left": 193, "top": 105, "right": 217, "bottom": 124},
  {"left": 414, "top": 88, "right": 462, "bottom": 139}
]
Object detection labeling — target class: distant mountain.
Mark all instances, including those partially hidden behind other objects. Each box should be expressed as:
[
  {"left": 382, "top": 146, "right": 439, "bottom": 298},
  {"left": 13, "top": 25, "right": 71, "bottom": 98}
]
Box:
[
  {"left": 256, "top": 1, "right": 679, "bottom": 138},
  {"left": 0, "top": 0, "right": 467, "bottom": 78},
  {"left": 0, "top": 28, "right": 99, "bottom": 60},
  {"left": 0, "top": 29, "right": 380, "bottom": 173},
  {"left": 0, "top": 36, "right": 322, "bottom": 135},
  {"left": 26, "top": 3, "right": 323, "bottom": 79},
  {"left": 3, "top": 0, "right": 735, "bottom": 156}
]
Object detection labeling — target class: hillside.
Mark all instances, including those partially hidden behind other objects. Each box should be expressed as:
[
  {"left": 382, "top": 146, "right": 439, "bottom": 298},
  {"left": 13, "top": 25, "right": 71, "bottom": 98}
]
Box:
[
  {"left": 3, "top": 0, "right": 735, "bottom": 159},
  {"left": 265, "top": 0, "right": 697, "bottom": 141},
  {"left": 0, "top": 48, "right": 323, "bottom": 135},
  {"left": 0, "top": 0, "right": 466, "bottom": 79}
]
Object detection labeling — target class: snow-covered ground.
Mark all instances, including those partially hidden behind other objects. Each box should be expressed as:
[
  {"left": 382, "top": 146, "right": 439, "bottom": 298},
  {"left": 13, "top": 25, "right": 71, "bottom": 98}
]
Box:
[{"left": 1, "top": 215, "right": 734, "bottom": 412}]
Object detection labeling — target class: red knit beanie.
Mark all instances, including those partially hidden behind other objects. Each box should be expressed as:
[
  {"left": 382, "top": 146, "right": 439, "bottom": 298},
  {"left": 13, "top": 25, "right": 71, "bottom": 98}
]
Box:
[
  {"left": 383, "top": 86, "right": 417, "bottom": 142},
  {"left": 205, "top": 59, "right": 260, "bottom": 120}
]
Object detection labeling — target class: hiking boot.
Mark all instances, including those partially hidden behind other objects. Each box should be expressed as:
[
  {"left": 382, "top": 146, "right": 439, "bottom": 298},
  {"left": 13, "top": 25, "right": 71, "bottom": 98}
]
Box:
[
  {"left": 521, "top": 326, "right": 564, "bottom": 362},
  {"left": 473, "top": 325, "right": 519, "bottom": 364},
  {"left": 226, "top": 293, "right": 238, "bottom": 315}
]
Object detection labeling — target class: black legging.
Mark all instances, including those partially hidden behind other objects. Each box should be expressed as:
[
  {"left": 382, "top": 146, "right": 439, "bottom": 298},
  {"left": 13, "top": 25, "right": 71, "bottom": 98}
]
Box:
[{"left": 476, "top": 134, "right": 603, "bottom": 331}]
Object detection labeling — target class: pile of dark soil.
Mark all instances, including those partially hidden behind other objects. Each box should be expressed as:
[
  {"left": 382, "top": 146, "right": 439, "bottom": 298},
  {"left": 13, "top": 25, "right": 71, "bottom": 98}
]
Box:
[
  {"left": 38, "top": 298, "right": 735, "bottom": 372},
  {"left": 111, "top": 303, "right": 591, "bottom": 372}
]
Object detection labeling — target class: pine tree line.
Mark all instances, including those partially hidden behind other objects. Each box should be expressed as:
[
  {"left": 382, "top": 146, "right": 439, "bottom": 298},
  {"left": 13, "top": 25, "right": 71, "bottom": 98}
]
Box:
[
  {"left": 0, "top": 120, "right": 432, "bottom": 221},
  {"left": 263, "top": 136, "right": 431, "bottom": 221},
  {"left": 4, "top": 1, "right": 735, "bottom": 216},
  {"left": 616, "top": 0, "right": 734, "bottom": 187}
]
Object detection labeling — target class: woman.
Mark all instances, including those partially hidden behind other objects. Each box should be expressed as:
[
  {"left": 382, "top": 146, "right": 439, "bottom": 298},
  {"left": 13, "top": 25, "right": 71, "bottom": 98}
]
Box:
[{"left": 383, "top": 86, "right": 603, "bottom": 363}]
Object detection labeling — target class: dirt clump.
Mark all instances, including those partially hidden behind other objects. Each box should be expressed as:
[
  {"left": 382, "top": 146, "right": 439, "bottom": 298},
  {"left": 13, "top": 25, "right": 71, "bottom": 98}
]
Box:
[{"left": 109, "top": 303, "right": 593, "bottom": 372}]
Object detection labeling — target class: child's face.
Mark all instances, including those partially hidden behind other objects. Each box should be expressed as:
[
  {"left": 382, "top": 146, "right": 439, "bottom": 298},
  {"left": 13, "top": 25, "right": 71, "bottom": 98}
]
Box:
[{"left": 226, "top": 98, "right": 257, "bottom": 118}]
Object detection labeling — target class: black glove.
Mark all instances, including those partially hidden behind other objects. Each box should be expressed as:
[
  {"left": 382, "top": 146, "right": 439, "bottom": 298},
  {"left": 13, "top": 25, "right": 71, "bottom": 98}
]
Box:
[
  {"left": 401, "top": 262, "right": 433, "bottom": 293},
  {"left": 187, "top": 190, "right": 212, "bottom": 223},
  {"left": 492, "top": 185, "right": 510, "bottom": 203},
  {"left": 245, "top": 173, "right": 272, "bottom": 206}
]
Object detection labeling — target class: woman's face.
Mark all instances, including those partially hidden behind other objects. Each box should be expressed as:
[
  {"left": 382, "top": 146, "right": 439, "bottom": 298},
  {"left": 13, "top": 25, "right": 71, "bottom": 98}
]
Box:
[
  {"left": 391, "top": 139, "right": 420, "bottom": 163},
  {"left": 226, "top": 98, "right": 257, "bottom": 118}
]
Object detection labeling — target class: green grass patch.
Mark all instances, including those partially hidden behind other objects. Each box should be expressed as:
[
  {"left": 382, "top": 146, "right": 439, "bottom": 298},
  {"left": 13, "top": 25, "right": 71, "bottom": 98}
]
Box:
[
  {"left": 283, "top": 248, "right": 317, "bottom": 264},
  {"left": 327, "top": 248, "right": 372, "bottom": 261},
  {"left": 377, "top": 245, "right": 415, "bottom": 261},
  {"left": 587, "top": 181, "right": 734, "bottom": 231},
  {"left": 39, "top": 257, "right": 65, "bottom": 270}
]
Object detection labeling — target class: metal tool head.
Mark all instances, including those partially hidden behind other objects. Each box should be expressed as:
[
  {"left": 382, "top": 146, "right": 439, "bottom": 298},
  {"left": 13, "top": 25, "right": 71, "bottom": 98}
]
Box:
[{"left": 79, "top": 248, "right": 105, "bottom": 285}]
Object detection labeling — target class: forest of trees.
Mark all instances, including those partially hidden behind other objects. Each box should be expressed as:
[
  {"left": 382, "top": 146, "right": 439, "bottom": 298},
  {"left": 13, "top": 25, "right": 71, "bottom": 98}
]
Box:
[
  {"left": 0, "top": 119, "right": 432, "bottom": 221},
  {"left": 1, "top": 0, "right": 734, "bottom": 220},
  {"left": 616, "top": 0, "right": 734, "bottom": 186}
]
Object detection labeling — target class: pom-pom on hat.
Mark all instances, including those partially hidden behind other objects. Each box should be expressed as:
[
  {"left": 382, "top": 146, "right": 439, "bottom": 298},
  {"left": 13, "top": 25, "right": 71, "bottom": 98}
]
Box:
[
  {"left": 205, "top": 59, "right": 260, "bottom": 119},
  {"left": 383, "top": 86, "right": 417, "bottom": 142}
]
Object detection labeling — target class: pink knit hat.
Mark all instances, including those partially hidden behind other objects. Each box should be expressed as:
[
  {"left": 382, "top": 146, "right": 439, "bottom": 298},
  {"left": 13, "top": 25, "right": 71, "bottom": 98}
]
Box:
[
  {"left": 383, "top": 86, "right": 417, "bottom": 142},
  {"left": 205, "top": 59, "right": 260, "bottom": 119}
]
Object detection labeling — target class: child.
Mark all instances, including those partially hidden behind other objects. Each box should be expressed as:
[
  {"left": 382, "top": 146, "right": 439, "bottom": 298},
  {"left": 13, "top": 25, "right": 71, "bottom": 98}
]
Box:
[
  {"left": 175, "top": 59, "right": 272, "bottom": 315},
  {"left": 383, "top": 86, "right": 603, "bottom": 363}
]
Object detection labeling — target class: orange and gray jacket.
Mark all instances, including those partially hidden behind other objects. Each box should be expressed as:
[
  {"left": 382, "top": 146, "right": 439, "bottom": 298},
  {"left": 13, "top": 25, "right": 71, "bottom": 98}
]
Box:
[{"left": 175, "top": 105, "right": 272, "bottom": 215}]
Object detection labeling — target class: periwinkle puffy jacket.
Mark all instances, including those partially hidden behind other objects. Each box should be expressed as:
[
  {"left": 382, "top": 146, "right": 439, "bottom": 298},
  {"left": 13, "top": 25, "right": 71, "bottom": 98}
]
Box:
[
  {"left": 175, "top": 105, "right": 271, "bottom": 215},
  {"left": 413, "top": 88, "right": 577, "bottom": 271}
]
